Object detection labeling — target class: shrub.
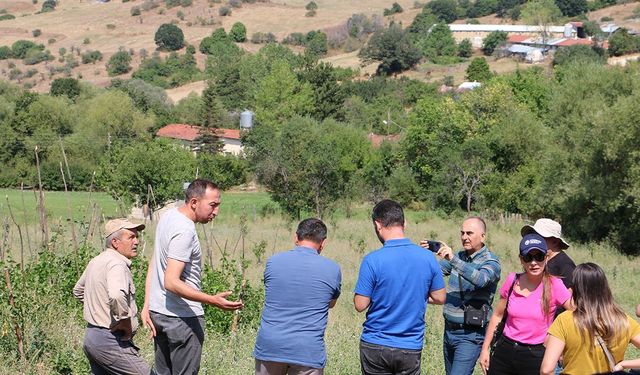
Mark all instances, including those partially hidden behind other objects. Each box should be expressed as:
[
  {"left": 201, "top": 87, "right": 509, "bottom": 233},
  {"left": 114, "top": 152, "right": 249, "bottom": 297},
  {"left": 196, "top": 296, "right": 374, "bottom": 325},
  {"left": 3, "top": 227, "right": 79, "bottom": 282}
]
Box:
[
  {"left": 283, "top": 32, "right": 306, "bottom": 45},
  {"left": 23, "top": 48, "right": 52, "bottom": 65},
  {"left": 228, "top": 0, "right": 242, "bottom": 7},
  {"left": 106, "top": 50, "right": 132, "bottom": 76},
  {"left": 83, "top": 38, "right": 90, "bottom": 45},
  {"left": 12, "top": 40, "right": 42, "bottom": 59},
  {"left": 32, "top": 29, "right": 42, "bottom": 37},
  {"left": 50, "top": 77, "right": 81, "bottom": 99},
  {"left": 177, "top": 10, "right": 185, "bottom": 19},
  {"left": 600, "top": 16, "right": 612, "bottom": 21},
  {"left": 0, "top": 46, "right": 12, "bottom": 59},
  {"left": 154, "top": 23, "right": 185, "bottom": 51},
  {"left": 165, "top": 0, "right": 180, "bottom": 7},
  {"left": 458, "top": 38, "right": 473, "bottom": 58},
  {"left": 250, "top": 32, "right": 276, "bottom": 44},
  {"left": 181, "top": 0, "right": 192, "bottom": 6},
  {"left": 305, "top": 10, "right": 316, "bottom": 16},
  {"left": 8, "top": 68, "right": 22, "bottom": 80},
  {"left": 131, "top": 6, "right": 141, "bottom": 15},
  {"left": 482, "top": 30, "right": 508, "bottom": 55},
  {"left": 218, "top": 6, "right": 231, "bottom": 15},
  {"left": 0, "top": 14, "right": 15, "bottom": 21},
  {"left": 141, "top": 0, "right": 160, "bottom": 10},
  {"left": 106, "top": 24, "right": 116, "bottom": 30},
  {"left": 465, "top": 56, "right": 492, "bottom": 81},
  {"left": 81, "top": 50, "right": 103, "bottom": 64},
  {"left": 230, "top": 22, "right": 247, "bottom": 42},
  {"left": 383, "top": 2, "right": 403, "bottom": 15},
  {"left": 48, "top": 38, "right": 56, "bottom": 44},
  {"left": 305, "top": 1, "right": 317, "bottom": 10},
  {"left": 41, "top": 0, "right": 56, "bottom": 12}
]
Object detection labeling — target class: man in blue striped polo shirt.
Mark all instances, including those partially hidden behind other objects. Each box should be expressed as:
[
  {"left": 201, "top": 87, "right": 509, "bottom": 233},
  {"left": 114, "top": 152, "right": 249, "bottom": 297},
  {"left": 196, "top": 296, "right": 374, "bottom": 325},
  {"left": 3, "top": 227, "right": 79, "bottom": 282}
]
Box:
[{"left": 422, "top": 216, "right": 501, "bottom": 375}]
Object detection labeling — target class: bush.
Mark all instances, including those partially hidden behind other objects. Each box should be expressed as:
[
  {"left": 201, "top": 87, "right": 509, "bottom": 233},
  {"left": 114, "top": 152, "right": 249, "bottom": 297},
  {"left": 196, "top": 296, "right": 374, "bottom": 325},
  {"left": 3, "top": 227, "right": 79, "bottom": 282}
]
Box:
[
  {"left": 141, "top": 0, "right": 160, "bottom": 10},
  {"left": 283, "top": 32, "right": 306, "bottom": 45},
  {"left": 0, "top": 46, "right": 12, "bottom": 59},
  {"left": 305, "top": 1, "right": 317, "bottom": 10},
  {"left": 229, "top": 0, "right": 242, "bottom": 7},
  {"left": 0, "top": 14, "right": 15, "bottom": 21},
  {"left": 48, "top": 38, "right": 56, "bottom": 44},
  {"left": 50, "top": 77, "right": 81, "bottom": 99},
  {"left": 12, "top": 40, "right": 42, "bottom": 59},
  {"left": 32, "top": 29, "right": 42, "bottom": 37},
  {"left": 181, "top": 0, "right": 192, "bottom": 6},
  {"left": 106, "top": 24, "right": 116, "bottom": 30},
  {"left": 230, "top": 22, "right": 247, "bottom": 42},
  {"left": 83, "top": 38, "right": 90, "bottom": 45},
  {"left": 482, "top": 30, "right": 508, "bottom": 55},
  {"left": 154, "top": 23, "right": 185, "bottom": 51},
  {"left": 165, "top": 0, "right": 180, "bottom": 7},
  {"left": 131, "top": 6, "right": 141, "bottom": 15},
  {"left": 383, "top": 2, "right": 403, "bottom": 15},
  {"left": 106, "top": 51, "right": 132, "bottom": 76},
  {"left": 600, "top": 16, "right": 612, "bottom": 22},
  {"left": 553, "top": 44, "right": 606, "bottom": 66},
  {"left": 458, "top": 38, "right": 473, "bottom": 58},
  {"left": 81, "top": 50, "right": 103, "bottom": 64},
  {"left": 250, "top": 32, "right": 276, "bottom": 44},
  {"left": 305, "top": 9, "right": 316, "bottom": 17},
  {"left": 23, "top": 48, "right": 52, "bottom": 65},
  {"left": 218, "top": 6, "right": 231, "bottom": 16},
  {"left": 465, "top": 56, "right": 492, "bottom": 81},
  {"left": 41, "top": 0, "right": 56, "bottom": 12}
]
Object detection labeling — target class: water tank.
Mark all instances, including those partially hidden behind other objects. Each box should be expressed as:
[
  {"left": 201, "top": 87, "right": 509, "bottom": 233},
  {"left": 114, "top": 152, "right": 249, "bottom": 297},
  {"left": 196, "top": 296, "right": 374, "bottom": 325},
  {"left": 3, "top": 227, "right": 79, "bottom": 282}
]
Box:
[{"left": 240, "top": 110, "right": 254, "bottom": 130}]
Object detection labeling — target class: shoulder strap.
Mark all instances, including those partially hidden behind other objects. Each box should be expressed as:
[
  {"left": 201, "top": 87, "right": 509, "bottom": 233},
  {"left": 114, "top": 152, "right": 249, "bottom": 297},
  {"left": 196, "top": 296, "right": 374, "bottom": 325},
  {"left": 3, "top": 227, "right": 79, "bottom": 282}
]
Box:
[
  {"left": 596, "top": 335, "right": 617, "bottom": 371},
  {"left": 501, "top": 273, "right": 519, "bottom": 324}
]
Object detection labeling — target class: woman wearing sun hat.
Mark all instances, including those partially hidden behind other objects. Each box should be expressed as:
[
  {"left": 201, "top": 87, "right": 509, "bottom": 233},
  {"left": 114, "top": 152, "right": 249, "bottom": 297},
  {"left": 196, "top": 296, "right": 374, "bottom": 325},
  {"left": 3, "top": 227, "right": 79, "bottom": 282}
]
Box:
[
  {"left": 478, "top": 233, "right": 573, "bottom": 375},
  {"left": 521, "top": 219, "right": 575, "bottom": 290}
]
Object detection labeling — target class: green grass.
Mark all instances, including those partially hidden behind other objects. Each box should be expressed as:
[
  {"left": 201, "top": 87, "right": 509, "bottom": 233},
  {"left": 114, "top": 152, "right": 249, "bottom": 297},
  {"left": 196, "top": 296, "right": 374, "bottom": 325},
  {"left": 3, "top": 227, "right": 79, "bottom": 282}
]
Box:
[{"left": 0, "top": 192, "right": 639, "bottom": 374}]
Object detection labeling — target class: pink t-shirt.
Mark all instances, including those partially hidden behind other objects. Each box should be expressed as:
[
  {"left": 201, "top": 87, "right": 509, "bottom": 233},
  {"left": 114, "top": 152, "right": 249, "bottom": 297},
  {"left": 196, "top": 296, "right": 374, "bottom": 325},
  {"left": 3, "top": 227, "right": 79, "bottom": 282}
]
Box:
[{"left": 499, "top": 272, "right": 571, "bottom": 344}]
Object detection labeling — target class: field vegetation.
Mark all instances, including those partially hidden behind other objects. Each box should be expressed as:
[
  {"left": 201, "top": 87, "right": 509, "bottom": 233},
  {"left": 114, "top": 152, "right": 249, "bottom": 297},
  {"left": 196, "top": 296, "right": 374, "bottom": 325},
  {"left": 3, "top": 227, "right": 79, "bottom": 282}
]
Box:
[{"left": 0, "top": 191, "right": 639, "bottom": 374}]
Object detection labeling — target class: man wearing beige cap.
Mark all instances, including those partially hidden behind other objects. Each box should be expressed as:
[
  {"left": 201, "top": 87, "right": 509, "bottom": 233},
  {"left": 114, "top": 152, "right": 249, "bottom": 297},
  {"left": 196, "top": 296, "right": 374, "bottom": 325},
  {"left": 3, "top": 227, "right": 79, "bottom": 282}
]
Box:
[
  {"left": 521, "top": 218, "right": 575, "bottom": 289},
  {"left": 73, "top": 219, "right": 153, "bottom": 374}
]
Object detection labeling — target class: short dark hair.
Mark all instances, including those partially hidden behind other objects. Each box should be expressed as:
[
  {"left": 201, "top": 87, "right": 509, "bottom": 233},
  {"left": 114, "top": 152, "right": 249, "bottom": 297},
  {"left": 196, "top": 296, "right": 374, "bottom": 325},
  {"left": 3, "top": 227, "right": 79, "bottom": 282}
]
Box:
[
  {"left": 372, "top": 199, "right": 404, "bottom": 228},
  {"left": 185, "top": 179, "right": 219, "bottom": 202},
  {"left": 296, "top": 218, "right": 327, "bottom": 244}
]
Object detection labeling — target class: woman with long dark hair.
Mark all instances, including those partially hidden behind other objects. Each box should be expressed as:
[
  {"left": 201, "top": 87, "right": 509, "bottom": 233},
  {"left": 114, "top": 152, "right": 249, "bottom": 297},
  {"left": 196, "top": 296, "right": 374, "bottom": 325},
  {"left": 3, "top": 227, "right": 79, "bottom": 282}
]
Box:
[
  {"left": 541, "top": 262, "right": 640, "bottom": 374},
  {"left": 478, "top": 233, "right": 572, "bottom": 375}
]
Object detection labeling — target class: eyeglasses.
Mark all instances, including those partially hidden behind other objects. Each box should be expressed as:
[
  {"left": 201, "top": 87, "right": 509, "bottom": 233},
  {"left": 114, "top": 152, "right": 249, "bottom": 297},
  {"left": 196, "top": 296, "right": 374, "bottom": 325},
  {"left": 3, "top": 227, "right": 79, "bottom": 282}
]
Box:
[{"left": 521, "top": 252, "right": 546, "bottom": 263}]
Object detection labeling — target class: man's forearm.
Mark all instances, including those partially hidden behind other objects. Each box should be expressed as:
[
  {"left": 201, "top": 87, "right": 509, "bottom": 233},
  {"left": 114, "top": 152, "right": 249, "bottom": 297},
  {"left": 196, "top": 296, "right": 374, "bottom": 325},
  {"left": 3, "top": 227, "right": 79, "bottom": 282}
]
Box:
[{"left": 165, "top": 277, "right": 214, "bottom": 305}]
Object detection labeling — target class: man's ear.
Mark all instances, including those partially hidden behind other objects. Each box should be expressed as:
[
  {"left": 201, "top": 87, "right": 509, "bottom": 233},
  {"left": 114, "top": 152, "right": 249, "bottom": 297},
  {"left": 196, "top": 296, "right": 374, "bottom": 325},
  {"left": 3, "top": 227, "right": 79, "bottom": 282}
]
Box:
[
  {"left": 318, "top": 238, "right": 327, "bottom": 251},
  {"left": 374, "top": 220, "right": 382, "bottom": 231},
  {"left": 293, "top": 233, "right": 300, "bottom": 246}
]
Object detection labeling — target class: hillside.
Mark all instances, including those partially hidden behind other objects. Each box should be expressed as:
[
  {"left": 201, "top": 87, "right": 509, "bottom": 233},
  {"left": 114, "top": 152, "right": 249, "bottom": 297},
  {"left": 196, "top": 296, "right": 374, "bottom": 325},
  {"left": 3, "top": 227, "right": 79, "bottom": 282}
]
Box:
[{"left": 0, "top": 0, "right": 419, "bottom": 92}]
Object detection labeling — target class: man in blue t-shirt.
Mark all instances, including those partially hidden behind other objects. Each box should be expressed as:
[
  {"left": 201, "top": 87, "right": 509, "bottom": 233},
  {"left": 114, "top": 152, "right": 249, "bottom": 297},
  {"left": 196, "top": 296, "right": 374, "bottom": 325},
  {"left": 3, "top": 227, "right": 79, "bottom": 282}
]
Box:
[
  {"left": 354, "top": 199, "right": 446, "bottom": 375},
  {"left": 254, "top": 218, "right": 341, "bottom": 375}
]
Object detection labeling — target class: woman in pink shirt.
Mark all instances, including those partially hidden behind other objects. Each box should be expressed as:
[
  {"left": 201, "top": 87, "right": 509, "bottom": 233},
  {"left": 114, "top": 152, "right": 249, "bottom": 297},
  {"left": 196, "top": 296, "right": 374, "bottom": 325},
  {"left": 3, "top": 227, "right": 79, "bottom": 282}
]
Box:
[{"left": 478, "top": 233, "right": 572, "bottom": 375}]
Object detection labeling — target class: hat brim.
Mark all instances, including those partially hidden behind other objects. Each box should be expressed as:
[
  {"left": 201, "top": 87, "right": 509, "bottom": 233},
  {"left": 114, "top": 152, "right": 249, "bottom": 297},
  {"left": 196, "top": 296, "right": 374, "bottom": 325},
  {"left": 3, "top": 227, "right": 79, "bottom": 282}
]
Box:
[
  {"left": 520, "top": 246, "right": 547, "bottom": 256},
  {"left": 520, "top": 224, "right": 570, "bottom": 250}
]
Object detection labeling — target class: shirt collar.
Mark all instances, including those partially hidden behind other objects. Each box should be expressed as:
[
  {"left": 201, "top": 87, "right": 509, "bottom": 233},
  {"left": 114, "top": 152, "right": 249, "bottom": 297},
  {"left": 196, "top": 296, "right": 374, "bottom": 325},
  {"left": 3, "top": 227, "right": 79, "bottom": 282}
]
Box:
[
  {"left": 294, "top": 246, "right": 319, "bottom": 255},
  {"left": 383, "top": 238, "right": 412, "bottom": 247},
  {"left": 105, "top": 248, "right": 132, "bottom": 267},
  {"left": 463, "top": 245, "right": 488, "bottom": 261}
]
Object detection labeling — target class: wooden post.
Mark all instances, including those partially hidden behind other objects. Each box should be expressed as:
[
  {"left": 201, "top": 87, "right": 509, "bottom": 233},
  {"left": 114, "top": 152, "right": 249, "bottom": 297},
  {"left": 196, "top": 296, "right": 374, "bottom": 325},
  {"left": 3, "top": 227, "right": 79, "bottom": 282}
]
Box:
[
  {"left": 5, "top": 196, "right": 25, "bottom": 271},
  {"left": 60, "top": 162, "right": 79, "bottom": 275},
  {"left": 34, "top": 146, "right": 49, "bottom": 247},
  {"left": 19, "top": 184, "right": 33, "bottom": 259}
]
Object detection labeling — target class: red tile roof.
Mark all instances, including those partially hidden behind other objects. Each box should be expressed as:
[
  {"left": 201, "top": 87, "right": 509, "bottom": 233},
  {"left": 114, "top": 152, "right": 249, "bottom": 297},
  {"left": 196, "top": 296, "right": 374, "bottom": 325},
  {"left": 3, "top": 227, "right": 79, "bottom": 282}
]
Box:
[
  {"left": 555, "top": 38, "right": 593, "bottom": 47},
  {"left": 508, "top": 35, "right": 530, "bottom": 43},
  {"left": 368, "top": 133, "right": 401, "bottom": 148},
  {"left": 157, "top": 124, "right": 241, "bottom": 141}
]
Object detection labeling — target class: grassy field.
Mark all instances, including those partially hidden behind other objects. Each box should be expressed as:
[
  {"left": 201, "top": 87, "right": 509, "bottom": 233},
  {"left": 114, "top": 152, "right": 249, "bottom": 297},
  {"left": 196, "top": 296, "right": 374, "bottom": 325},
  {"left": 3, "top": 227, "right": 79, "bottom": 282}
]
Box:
[{"left": 0, "top": 191, "right": 639, "bottom": 374}]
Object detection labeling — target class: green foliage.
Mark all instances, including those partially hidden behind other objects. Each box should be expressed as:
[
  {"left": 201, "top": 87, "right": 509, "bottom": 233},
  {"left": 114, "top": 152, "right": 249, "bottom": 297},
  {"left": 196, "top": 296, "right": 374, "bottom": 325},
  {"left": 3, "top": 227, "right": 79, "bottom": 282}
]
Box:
[
  {"left": 131, "top": 6, "right": 141, "bottom": 16},
  {"left": 154, "top": 23, "right": 185, "bottom": 51},
  {"left": 0, "top": 14, "right": 16, "bottom": 21},
  {"left": 106, "top": 51, "right": 132, "bottom": 76},
  {"left": 304, "top": 30, "right": 328, "bottom": 57},
  {"left": 298, "top": 61, "right": 347, "bottom": 121},
  {"left": 200, "top": 28, "right": 241, "bottom": 55},
  {"left": 41, "top": 0, "right": 56, "bottom": 12},
  {"left": 553, "top": 45, "right": 607, "bottom": 66},
  {"left": 426, "top": 0, "right": 459, "bottom": 23},
  {"left": 219, "top": 6, "right": 232, "bottom": 16},
  {"left": 466, "top": 0, "right": 498, "bottom": 18},
  {"left": 98, "top": 138, "right": 195, "bottom": 205},
  {"left": 0, "top": 46, "right": 12, "bottom": 59},
  {"left": 305, "top": 1, "right": 317, "bottom": 10},
  {"left": 465, "top": 57, "right": 492, "bottom": 82},
  {"left": 12, "top": 40, "right": 43, "bottom": 59},
  {"left": 359, "top": 24, "right": 422, "bottom": 75},
  {"left": 23, "top": 48, "right": 52, "bottom": 65},
  {"left": 422, "top": 22, "right": 458, "bottom": 62},
  {"left": 554, "top": 0, "right": 587, "bottom": 16},
  {"left": 250, "top": 32, "right": 277, "bottom": 44},
  {"left": 111, "top": 78, "right": 172, "bottom": 117},
  {"left": 383, "top": 2, "right": 403, "bottom": 16},
  {"left": 482, "top": 30, "right": 508, "bottom": 56},
  {"left": 50, "top": 78, "right": 81, "bottom": 100},
  {"left": 32, "top": 29, "right": 42, "bottom": 37},
  {"left": 230, "top": 22, "right": 247, "bottom": 42},
  {"left": 458, "top": 38, "right": 473, "bottom": 58},
  {"left": 608, "top": 28, "right": 640, "bottom": 57},
  {"left": 520, "top": 0, "right": 562, "bottom": 41},
  {"left": 81, "top": 50, "right": 103, "bottom": 64},
  {"left": 407, "top": 8, "right": 437, "bottom": 36},
  {"left": 196, "top": 153, "right": 249, "bottom": 189},
  {"left": 245, "top": 117, "right": 369, "bottom": 218},
  {"left": 132, "top": 51, "right": 201, "bottom": 88}
]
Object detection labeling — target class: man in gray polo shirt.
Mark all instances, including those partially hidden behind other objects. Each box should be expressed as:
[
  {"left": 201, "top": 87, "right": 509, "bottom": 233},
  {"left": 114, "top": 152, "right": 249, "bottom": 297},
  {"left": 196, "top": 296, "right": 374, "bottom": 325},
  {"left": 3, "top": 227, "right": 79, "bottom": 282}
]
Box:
[
  {"left": 141, "top": 179, "right": 243, "bottom": 375},
  {"left": 73, "top": 218, "right": 153, "bottom": 374}
]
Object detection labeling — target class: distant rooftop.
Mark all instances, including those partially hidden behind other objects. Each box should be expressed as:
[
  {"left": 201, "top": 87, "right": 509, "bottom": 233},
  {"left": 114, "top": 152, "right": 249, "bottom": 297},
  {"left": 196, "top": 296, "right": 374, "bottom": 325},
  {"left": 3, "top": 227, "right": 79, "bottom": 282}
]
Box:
[
  {"left": 157, "top": 124, "right": 241, "bottom": 141},
  {"left": 448, "top": 24, "right": 567, "bottom": 33}
]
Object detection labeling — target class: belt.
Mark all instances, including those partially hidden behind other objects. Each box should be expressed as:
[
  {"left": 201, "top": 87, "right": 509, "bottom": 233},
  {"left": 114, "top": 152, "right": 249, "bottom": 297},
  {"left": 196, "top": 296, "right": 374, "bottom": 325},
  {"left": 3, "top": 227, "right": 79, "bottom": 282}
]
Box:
[
  {"left": 444, "top": 320, "right": 482, "bottom": 330},
  {"left": 500, "top": 335, "right": 544, "bottom": 348}
]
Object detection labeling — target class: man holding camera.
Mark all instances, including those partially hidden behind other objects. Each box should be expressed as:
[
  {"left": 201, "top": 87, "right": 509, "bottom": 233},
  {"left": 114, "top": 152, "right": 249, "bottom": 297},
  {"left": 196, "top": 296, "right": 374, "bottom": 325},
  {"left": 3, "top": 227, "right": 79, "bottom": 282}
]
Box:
[{"left": 421, "top": 216, "right": 501, "bottom": 375}]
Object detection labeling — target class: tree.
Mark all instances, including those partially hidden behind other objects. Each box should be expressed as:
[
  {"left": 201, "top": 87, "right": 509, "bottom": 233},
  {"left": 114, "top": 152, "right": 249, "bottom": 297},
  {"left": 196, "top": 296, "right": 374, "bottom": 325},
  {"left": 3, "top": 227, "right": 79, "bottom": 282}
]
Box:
[
  {"left": 305, "top": 30, "right": 328, "bottom": 57},
  {"left": 12, "top": 40, "right": 41, "bottom": 59},
  {"left": 154, "top": 23, "right": 185, "bottom": 51},
  {"left": 520, "top": 0, "right": 561, "bottom": 43},
  {"left": 608, "top": 28, "right": 640, "bottom": 57},
  {"left": 554, "top": 0, "right": 587, "bottom": 16},
  {"left": 196, "top": 153, "right": 249, "bottom": 189},
  {"left": 98, "top": 139, "right": 195, "bottom": 207},
  {"left": 50, "top": 78, "right": 81, "bottom": 100},
  {"left": 106, "top": 51, "right": 132, "bottom": 76},
  {"left": 458, "top": 38, "right": 473, "bottom": 58},
  {"left": 253, "top": 60, "right": 314, "bottom": 125},
  {"left": 422, "top": 22, "right": 457, "bottom": 61},
  {"left": 245, "top": 116, "right": 368, "bottom": 218},
  {"left": 229, "top": 22, "right": 247, "bottom": 42},
  {"left": 407, "top": 8, "right": 437, "bottom": 36},
  {"left": 359, "top": 24, "right": 422, "bottom": 75},
  {"left": 466, "top": 57, "right": 492, "bottom": 81},
  {"left": 298, "top": 61, "right": 346, "bottom": 120},
  {"left": 467, "top": 0, "right": 498, "bottom": 18},
  {"left": 482, "top": 30, "right": 508, "bottom": 56},
  {"left": 552, "top": 45, "right": 606, "bottom": 66},
  {"left": 427, "top": 0, "right": 459, "bottom": 23}
]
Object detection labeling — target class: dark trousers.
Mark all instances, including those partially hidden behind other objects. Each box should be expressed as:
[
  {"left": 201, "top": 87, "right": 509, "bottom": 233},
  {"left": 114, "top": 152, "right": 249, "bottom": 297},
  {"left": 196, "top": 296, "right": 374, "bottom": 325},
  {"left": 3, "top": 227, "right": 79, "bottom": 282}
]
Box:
[
  {"left": 150, "top": 312, "right": 205, "bottom": 375},
  {"left": 488, "top": 336, "right": 545, "bottom": 375},
  {"left": 83, "top": 325, "right": 153, "bottom": 375},
  {"left": 359, "top": 340, "right": 421, "bottom": 375}
]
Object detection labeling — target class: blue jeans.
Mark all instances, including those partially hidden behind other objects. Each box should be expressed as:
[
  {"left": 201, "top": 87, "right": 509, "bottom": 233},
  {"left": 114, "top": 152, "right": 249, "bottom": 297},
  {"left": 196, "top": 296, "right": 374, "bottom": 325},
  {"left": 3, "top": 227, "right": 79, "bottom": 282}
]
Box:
[{"left": 443, "top": 326, "right": 485, "bottom": 375}]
